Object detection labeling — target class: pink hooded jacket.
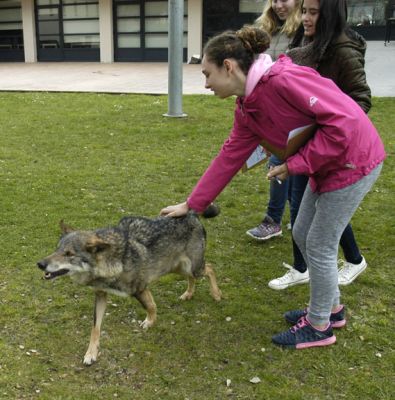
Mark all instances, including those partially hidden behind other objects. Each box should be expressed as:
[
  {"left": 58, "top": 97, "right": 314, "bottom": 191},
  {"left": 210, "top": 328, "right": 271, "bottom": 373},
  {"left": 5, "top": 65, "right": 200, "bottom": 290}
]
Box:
[{"left": 187, "top": 55, "right": 385, "bottom": 213}]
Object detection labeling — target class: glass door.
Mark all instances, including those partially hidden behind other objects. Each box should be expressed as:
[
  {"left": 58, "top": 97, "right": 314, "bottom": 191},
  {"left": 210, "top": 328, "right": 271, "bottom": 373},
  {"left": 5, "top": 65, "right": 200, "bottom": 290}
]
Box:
[
  {"left": 114, "top": 0, "right": 142, "bottom": 61},
  {"left": 0, "top": 0, "right": 24, "bottom": 61},
  {"left": 114, "top": 0, "right": 188, "bottom": 62},
  {"left": 36, "top": 0, "right": 62, "bottom": 60},
  {"left": 35, "top": 0, "right": 100, "bottom": 61}
]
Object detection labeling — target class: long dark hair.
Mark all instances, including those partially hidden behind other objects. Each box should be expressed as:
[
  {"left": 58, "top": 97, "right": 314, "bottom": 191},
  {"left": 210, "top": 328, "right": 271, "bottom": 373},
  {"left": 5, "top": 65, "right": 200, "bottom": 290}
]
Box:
[{"left": 290, "top": 0, "right": 349, "bottom": 57}]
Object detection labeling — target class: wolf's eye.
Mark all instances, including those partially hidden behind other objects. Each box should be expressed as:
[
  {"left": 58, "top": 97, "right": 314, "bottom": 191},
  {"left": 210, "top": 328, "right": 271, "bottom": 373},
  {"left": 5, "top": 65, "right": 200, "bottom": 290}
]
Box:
[{"left": 64, "top": 251, "right": 74, "bottom": 257}]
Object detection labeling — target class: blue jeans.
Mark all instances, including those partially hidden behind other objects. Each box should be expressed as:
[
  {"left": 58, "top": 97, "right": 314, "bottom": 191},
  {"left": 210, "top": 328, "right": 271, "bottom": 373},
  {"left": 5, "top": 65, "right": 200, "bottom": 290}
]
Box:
[
  {"left": 266, "top": 155, "right": 290, "bottom": 224},
  {"left": 290, "top": 175, "right": 363, "bottom": 273}
]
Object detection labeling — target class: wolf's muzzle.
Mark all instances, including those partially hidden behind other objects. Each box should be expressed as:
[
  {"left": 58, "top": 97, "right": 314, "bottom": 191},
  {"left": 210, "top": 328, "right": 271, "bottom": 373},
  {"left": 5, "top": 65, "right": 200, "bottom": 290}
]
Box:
[
  {"left": 37, "top": 260, "right": 70, "bottom": 279},
  {"left": 37, "top": 260, "right": 47, "bottom": 270}
]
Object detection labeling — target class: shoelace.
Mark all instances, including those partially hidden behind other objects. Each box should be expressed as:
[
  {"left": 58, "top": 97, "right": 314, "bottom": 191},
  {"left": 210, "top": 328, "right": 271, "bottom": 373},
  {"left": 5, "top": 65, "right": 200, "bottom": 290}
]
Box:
[
  {"left": 258, "top": 222, "right": 274, "bottom": 235},
  {"left": 277, "top": 270, "right": 295, "bottom": 283},
  {"left": 290, "top": 316, "right": 309, "bottom": 333},
  {"left": 258, "top": 216, "right": 279, "bottom": 229},
  {"left": 338, "top": 259, "right": 354, "bottom": 278},
  {"left": 276, "top": 263, "right": 299, "bottom": 283}
]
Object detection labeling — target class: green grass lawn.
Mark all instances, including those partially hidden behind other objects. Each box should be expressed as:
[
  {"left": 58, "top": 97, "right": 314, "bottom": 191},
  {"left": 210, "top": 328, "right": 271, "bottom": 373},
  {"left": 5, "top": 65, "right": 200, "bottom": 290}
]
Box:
[{"left": 0, "top": 93, "right": 393, "bottom": 400}]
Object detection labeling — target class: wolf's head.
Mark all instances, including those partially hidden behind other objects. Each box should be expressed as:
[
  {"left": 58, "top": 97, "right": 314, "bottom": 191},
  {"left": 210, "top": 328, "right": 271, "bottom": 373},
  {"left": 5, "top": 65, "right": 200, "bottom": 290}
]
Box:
[{"left": 37, "top": 221, "right": 124, "bottom": 282}]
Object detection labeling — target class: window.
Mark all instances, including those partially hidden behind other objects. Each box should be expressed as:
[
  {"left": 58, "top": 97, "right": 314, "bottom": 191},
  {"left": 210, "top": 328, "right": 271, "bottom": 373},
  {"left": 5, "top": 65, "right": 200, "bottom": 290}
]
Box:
[
  {"left": 115, "top": 1, "right": 141, "bottom": 48},
  {"left": 144, "top": 0, "right": 187, "bottom": 48},
  {"left": 36, "top": 0, "right": 99, "bottom": 49},
  {"left": 239, "top": 0, "right": 265, "bottom": 13},
  {"left": 0, "top": 0, "right": 23, "bottom": 49},
  {"left": 114, "top": 0, "right": 188, "bottom": 50},
  {"left": 348, "top": 0, "right": 387, "bottom": 26}
]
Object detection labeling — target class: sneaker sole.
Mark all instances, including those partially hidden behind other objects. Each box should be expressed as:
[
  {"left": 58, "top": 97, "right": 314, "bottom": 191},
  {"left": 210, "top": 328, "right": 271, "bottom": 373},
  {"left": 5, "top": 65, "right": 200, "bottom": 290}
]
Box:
[
  {"left": 338, "top": 263, "right": 367, "bottom": 286},
  {"left": 332, "top": 319, "right": 347, "bottom": 328},
  {"left": 272, "top": 335, "right": 336, "bottom": 349},
  {"left": 246, "top": 230, "right": 282, "bottom": 241},
  {"left": 296, "top": 335, "right": 337, "bottom": 349},
  {"left": 268, "top": 277, "right": 310, "bottom": 290}
]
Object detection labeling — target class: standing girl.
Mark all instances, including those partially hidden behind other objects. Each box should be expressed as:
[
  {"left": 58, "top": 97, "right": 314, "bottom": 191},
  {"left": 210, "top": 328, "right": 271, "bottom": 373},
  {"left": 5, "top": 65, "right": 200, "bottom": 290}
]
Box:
[
  {"left": 255, "top": 0, "right": 301, "bottom": 60},
  {"left": 247, "top": 0, "right": 301, "bottom": 242},
  {"left": 161, "top": 25, "right": 385, "bottom": 348},
  {"left": 268, "top": 0, "right": 372, "bottom": 291}
]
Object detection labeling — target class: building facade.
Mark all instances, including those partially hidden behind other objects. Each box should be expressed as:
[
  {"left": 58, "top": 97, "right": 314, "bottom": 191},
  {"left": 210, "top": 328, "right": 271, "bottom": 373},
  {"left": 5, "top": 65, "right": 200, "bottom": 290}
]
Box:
[{"left": 0, "top": 0, "right": 392, "bottom": 63}]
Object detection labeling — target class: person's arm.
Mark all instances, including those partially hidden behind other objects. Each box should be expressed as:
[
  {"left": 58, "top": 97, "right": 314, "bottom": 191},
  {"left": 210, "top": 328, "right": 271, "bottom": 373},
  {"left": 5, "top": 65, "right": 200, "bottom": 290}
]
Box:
[
  {"left": 332, "top": 47, "right": 371, "bottom": 113},
  {"left": 161, "top": 112, "right": 261, "bottom": 216},
  {"left": 187, "top": 121, "right": 261, "bottom": 213}
]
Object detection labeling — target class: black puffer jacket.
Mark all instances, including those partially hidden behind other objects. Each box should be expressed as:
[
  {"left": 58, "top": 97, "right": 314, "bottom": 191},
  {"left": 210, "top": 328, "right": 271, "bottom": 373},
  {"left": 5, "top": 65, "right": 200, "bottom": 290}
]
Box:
[{"left": 287, "top": 30, "right": 371, "bottom": 113}]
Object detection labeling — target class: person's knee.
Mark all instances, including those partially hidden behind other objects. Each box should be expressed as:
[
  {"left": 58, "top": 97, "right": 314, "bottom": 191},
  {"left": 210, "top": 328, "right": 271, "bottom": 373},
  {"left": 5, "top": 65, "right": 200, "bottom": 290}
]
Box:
[
  {"left": 292, "top": 222, "right": 305, "bottom": 250},
  {"left": 306, "top": 240, "right": 338, "bottom": 269}
]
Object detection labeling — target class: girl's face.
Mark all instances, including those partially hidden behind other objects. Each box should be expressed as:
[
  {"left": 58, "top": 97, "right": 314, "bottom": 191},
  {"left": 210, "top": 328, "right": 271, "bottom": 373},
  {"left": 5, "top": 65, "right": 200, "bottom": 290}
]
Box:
[
  {"left": 201, "top": 56, "right": 238, "bottom": 99},
  {"left": 302, "top": 0, "right": 320, "bottom": 37},
  {"left": 272, "top": 0, "right": 297, "bottom": 21}
]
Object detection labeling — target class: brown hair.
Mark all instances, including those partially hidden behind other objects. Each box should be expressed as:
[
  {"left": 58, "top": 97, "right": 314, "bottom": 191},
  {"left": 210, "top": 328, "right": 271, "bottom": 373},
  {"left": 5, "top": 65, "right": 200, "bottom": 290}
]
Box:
[{"left": 203, "top": 26, "right": 270, "bottom": 75}]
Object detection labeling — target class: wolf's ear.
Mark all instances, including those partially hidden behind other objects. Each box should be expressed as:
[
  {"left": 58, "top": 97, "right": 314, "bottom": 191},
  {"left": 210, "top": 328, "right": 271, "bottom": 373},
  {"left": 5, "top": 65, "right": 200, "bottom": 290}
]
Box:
[
  {"left": 85, "top": 236, "right": 110, "bottom": 254},
  {"left": 60, "top": 220, "right": 75, "bottom": 234}
]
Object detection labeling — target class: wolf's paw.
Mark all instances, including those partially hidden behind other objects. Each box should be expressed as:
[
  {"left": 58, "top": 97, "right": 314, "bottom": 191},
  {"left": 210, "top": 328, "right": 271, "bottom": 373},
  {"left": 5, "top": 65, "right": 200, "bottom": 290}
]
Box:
[
  {"left": 83, "top": 351, "right": 97, "bottom": 366},
  {"left": 179, "top": 291, "right": 194, "bottom": 301},
  {"left": 211, "top": 289, "right": 222, "bottom": 302},
  {"left": 140, "top": 318, "right": 154, "bottom": 330}
]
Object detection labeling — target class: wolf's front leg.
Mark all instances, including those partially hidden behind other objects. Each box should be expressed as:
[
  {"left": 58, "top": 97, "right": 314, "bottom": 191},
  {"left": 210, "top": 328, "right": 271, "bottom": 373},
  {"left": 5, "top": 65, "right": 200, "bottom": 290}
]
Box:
[
  {"left": 135, "top": 289, "right": 157, "bottom": 329},
  {"left": 83, "top": 291, "right": 107, "bottom": 365},
  {"left": 204, "top": 263, "right": 222, "bottom": 301}
]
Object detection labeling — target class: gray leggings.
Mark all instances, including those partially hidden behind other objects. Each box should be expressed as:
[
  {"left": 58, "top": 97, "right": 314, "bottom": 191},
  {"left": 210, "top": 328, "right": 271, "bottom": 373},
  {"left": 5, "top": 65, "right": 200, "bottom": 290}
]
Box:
[{"left": 293, "top": 163, "right": 383, "bottom": 326}]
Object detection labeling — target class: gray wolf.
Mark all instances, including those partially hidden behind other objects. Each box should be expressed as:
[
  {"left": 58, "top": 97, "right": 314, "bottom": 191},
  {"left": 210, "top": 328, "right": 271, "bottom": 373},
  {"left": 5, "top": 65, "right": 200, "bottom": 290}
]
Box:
[{"left": 37, "top": 205, "right": 221, "bottom": 365}]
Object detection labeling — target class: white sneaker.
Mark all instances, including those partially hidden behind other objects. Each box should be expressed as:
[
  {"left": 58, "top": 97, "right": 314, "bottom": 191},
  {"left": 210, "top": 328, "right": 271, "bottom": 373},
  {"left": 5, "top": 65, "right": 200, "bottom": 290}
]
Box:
[
  {"left": 268, "top": 263, "right": 310, "bottom": 290},
  {"left": 338, "top": 256, "right": 367, "bottom": 286}
]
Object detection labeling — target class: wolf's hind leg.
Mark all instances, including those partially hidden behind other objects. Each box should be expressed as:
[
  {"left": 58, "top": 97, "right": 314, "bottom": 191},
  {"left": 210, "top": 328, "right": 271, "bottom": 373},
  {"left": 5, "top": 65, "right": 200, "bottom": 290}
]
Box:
[
  {"left": 179, "top": 276, "right": 196, "bottom": 301},
  {"left": 84, "top": 291, "right": 107, "bottom": 366},
  {"left": 135, "top": 289, "right": 157, "bottom": 329},
  {"left": 204, "top": 263, "right": 222, "bottom": 301}
]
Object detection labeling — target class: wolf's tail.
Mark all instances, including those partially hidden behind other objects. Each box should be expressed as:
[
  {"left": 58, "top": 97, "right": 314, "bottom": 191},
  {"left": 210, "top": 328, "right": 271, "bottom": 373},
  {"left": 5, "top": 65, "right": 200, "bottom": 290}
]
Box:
[{"left": 202, "top": 203, "right": 220, "bottom": 219}]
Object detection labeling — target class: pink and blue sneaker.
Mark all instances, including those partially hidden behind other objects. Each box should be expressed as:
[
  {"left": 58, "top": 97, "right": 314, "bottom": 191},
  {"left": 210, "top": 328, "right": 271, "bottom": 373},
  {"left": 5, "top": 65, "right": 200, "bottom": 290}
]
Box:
[{"left": 272, "top": 316, "right": 336, "bottom": 349}]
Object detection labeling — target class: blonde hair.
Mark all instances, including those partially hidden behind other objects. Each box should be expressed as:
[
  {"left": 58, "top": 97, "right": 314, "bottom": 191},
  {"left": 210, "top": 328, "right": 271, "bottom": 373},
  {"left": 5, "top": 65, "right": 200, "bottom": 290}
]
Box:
[{"left": 255, "top": 0, "right": 302, "bottom": 37}]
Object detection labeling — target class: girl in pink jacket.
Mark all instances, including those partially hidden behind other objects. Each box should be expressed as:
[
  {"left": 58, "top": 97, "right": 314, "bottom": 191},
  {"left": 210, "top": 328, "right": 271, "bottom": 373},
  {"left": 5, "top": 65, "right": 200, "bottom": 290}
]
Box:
[{"left": 161, "top": 26, "right": 385, "bottom": 349}]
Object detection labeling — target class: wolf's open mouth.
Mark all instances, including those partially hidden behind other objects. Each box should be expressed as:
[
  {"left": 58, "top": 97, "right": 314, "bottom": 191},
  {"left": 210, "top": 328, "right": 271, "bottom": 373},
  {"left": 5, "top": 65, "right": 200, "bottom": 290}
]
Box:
[{"left": 44, "top": 269, "right": 70, "bottom": 280}]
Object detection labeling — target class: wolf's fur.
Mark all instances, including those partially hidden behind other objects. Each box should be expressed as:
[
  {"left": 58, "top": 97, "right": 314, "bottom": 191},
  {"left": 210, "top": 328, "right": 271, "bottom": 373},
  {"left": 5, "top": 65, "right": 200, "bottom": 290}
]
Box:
[{"left": 37, "top": 206, "right": 221, "bottom": 365}]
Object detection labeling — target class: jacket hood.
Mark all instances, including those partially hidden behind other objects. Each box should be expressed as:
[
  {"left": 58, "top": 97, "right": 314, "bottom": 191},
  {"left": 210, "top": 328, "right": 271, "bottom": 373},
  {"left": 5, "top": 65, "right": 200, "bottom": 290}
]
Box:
[
  {"left": 327, "top": 30, "right": 367, "bottom": 56},
  {"left": 245, "top": 53, "right": 274, "bottom": 97}
]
